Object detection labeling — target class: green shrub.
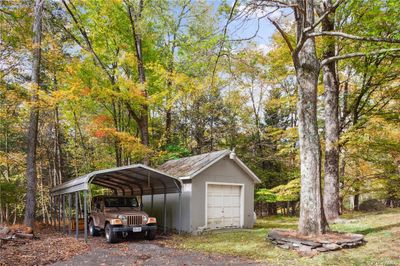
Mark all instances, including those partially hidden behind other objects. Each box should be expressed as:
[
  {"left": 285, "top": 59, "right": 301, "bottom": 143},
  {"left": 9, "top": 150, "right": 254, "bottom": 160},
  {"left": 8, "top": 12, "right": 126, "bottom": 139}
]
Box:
[{"left": 359, "top": 199, "right": 386, "bottom": 212}]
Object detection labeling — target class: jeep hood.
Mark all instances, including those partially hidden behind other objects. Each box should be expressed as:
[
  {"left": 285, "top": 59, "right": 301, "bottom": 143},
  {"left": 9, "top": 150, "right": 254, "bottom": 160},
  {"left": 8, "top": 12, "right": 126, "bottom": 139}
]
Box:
[{"left": 104, "top": 208, "right": 148, "bottom": 217}]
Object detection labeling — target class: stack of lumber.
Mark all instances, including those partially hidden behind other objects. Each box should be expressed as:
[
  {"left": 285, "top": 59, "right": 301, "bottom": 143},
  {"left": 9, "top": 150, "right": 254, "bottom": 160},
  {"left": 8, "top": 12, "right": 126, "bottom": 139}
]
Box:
[{"left": 0, "top": 226, "right": 34, "bottom": 242}]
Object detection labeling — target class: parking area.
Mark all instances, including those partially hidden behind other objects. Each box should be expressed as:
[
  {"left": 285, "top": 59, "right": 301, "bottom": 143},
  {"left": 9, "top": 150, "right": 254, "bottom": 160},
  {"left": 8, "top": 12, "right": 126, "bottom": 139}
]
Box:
[{"left": 51, "top": 236, "right": 261, "bottom": 266}]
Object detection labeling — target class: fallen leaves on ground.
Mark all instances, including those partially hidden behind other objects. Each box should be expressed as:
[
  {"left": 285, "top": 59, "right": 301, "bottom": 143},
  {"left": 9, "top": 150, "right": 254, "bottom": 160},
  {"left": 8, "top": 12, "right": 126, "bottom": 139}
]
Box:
[{"left": 0, "top": 224, "right": 89, "bottom": 266}]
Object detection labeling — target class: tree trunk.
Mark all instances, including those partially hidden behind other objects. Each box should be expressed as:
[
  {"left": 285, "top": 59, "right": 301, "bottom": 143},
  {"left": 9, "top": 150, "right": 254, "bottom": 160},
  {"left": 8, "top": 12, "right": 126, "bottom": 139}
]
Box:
[
  {"left": 165, "top": 107, "right": 172, "bottom": 146},
  {"left": 39, "top": 163, "right": 46, "bottom": 223},
  {"left": 295, "top": 0, "right": 327, "bottom": 236},
  {"left": 24, "top": 0, "right": 44, "bottom": 229},
  {"left": 354, "top": 192, "right": 360, "bottom": 211},
  {"left": 291, "top": 201, "right": 297, "bottom": 216},
  {"left": 0, "top": 197, "right": 3, "bottom": 225},
  {"left": 13, "top": 204, "right": 17, "bottom": 224},
  {"left": 320, "top": 0, "right": 340, "bottom": 222},
  {"left": 126, "top": 0, "right": 150, "bottom": 164}
]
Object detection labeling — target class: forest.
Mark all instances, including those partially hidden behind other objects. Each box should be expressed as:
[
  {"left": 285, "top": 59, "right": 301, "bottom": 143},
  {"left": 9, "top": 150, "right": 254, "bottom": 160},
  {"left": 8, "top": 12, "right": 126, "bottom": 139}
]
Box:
[{"left": 0, "top": 0, "right": 399, "bottom": 247}]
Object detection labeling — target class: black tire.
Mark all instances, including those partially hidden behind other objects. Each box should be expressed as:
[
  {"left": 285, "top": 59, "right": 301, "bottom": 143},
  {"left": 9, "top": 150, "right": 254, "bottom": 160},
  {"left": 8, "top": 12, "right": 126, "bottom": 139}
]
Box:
[
  {"left": 89, "top": 219, "right": 100, "bottom": 236},
  {"left": 105, "top": 223, "right": 118, "bottom": 243},
  {"left": 145, "top": 229, "right": 156, "bottom": 240}
]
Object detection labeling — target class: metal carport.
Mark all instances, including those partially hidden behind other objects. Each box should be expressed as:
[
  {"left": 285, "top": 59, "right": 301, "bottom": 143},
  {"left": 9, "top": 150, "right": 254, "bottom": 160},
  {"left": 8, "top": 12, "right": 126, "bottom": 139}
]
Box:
[{"left": 49, "top": 164, "right": 183, "bottom": 242}]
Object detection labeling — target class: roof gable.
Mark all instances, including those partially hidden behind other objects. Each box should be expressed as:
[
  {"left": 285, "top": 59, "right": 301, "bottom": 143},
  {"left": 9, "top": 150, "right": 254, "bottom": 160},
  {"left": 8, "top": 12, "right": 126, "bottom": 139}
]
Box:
[{"left": 158, "top": 150, "right": 261, "bottom": 183}]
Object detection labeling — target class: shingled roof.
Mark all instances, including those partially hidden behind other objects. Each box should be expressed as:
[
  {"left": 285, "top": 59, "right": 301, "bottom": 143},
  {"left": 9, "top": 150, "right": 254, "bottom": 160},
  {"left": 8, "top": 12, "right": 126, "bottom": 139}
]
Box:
[
  {"left": 158, "top": 150, "right": 230, "bottom": 178},
  {"left": 158, "top": 149, "right": 261, "bottom": 183}
]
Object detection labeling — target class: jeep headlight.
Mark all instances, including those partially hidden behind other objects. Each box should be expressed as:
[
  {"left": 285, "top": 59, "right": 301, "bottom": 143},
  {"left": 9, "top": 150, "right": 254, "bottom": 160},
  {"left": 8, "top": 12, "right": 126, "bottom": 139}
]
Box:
[
  {"left": 143, "top": 216, "right": 148, "bottom": 223},
  {"left": 118, "top": 215, "right": 127, "bottom": 221}
]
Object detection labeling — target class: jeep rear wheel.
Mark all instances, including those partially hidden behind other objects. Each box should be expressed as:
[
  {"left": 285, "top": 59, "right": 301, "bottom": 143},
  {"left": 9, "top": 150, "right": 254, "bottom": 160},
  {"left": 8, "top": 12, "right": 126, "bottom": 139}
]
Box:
[
  {"left": 89, "top": 219, "right": 100, "bottom": 236},
  {"left": 105, "top": 223, "right": 117, "bottom": 243}
]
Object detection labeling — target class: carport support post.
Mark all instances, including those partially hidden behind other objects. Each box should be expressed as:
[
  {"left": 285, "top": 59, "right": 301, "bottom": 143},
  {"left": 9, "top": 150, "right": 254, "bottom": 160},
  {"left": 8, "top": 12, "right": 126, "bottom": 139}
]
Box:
[
  {"left": 83, "top": 190, "right": 88, "bottom": 242},
  {"left": 163, "top": 191, "right": 167, "bottom": 234},
  {"left": 62, "top": 194, "right": 66, "bottom": 234},
  {"left": 68, "top": 193, "right": 72, "bottom": 236},
  {"left": 52, "top": 196, "right": 55, "bottom": 227},
  {"left": 179, "top": 191, "right": 182, "bottom": 234},
  {"left": 49, "top": 196, "right": 53, "bottom": 226},
  {"left": 151, "top": 192, "right": 154, "bottom": 215},
  {"left": 58, "top": 195, "right": 61, "bottom": 231},
  {"left": 75, "top": 192, "right": 79, "bottom": 239}
]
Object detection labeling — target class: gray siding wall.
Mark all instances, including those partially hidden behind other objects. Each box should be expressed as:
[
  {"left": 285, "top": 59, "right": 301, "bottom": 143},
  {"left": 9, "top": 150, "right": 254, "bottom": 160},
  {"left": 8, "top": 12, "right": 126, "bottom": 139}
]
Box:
[
  {"left": 142, "top": 189, "right": 191, "bottom": 232},
  {"left": 190, "top": 157, "right": 255, "bottom": 232}
]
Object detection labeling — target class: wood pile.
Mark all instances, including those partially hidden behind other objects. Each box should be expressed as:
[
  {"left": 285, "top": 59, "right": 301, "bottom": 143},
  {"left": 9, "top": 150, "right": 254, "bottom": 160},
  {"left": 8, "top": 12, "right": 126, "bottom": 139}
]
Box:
[
  {"left": 267, "top": 229, "right": 366, "bottom": 252},
  {"left": 0, "top": 226, "right": 34, "bottom": 243}
]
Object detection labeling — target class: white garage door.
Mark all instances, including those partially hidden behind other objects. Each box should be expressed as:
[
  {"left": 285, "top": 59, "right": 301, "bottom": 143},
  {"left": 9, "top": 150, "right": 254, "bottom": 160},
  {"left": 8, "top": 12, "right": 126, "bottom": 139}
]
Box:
[{"left": 207, "top": 184, "right": 242, "bottom": 229}]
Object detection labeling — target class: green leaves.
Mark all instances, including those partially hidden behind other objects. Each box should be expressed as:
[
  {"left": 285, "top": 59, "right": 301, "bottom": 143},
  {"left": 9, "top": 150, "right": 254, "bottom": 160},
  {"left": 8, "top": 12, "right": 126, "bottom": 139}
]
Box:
[
  {"left": 256, "top": 189, "right": 277, "bottom": 203},
  {"left": 256, "top": 179, "right": 301, "bottom": 203}
]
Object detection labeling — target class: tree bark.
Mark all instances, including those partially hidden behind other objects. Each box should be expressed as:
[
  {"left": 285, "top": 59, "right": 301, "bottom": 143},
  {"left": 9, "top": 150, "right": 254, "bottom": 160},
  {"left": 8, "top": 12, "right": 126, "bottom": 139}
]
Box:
[
  {"left": 320, "top": 0, "right": 340, "bottom": 222},
  {"left": 54, "top": 106, "right": 63, "bottom": 184},
  {"left": 126, "top": 0, "right": 150, "bottom": 164},
  {"left": 354, "top": 193, "right": 360, "bottom": 211},
  {"left": 165, "top": 108, "right": 172, "bottom": 145},
  {"left": 24, "top": 0, "right": 44, "bottom": 229},
  {"left": 294, "top": 0, "right": 327, "bottom": 236}
]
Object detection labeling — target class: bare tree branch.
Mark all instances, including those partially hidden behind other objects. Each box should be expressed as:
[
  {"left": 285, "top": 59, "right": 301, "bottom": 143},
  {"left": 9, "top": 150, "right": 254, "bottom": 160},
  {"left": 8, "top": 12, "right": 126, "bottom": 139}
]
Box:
[
  {"left": 250, "top": 0, "right": 302, "bottom": 10},
  {"left": 321, "top": 48, "right": 400, "bottom": 65},
  {"left": 210, "top": 0, "right": 239, "bottom": 88},
  {"left": 308, "top": 31, "right": 400, "bottom": 43},
  {"left": 61, "top": 0, "right": 114, "bottom": 82},
  {"left": 305, "top": 0, "right": 345, "bottom": 33},
  {"left": 228, "top": 7, "right": 279, "bottom": 42},
  {"left": 267, "top": 17, "right": 294, "bottom": 52}
]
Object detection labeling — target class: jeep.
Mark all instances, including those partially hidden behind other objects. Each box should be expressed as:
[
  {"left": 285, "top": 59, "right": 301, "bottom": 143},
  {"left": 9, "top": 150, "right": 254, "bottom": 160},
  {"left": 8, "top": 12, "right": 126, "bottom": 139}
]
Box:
[{"left": 88, "top": 195, "right": 157, "bottom": 243}]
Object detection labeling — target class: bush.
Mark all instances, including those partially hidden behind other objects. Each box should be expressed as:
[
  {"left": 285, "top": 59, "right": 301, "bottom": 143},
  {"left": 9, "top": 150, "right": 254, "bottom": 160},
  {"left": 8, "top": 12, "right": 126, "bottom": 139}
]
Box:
[{"left": 359, "top": 199, "right": 386, "bottom": 212}]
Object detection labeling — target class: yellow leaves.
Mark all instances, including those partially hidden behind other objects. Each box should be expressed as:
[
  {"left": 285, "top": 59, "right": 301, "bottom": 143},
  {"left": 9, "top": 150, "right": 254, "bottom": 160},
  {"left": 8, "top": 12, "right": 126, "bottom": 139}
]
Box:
[
  {"left": 267, "top": 95, "right": 296, "bottom": 110},
  {"left": 115, "top": 131, "right": 152, "bottom": 156},
  {"left": 270, "top": 178, "right": 300, "bottom": 201},
  {"left": 146, "top": 63, "right": 197, "bottom": 107},
  {"left": 87, "top": 118, "right": 152, "bottom": 160},
  {"left": 0, "top": 151, "right": 25, "bottom": 168},
  {"left": 342, "top": 115, "right": 400, "bottom": 186},
  {"left": 119, "top": 52, "right": 138, "bottom": 68},
  {"left": 115, "top": 78, "right": 147, "bottom": 104}
]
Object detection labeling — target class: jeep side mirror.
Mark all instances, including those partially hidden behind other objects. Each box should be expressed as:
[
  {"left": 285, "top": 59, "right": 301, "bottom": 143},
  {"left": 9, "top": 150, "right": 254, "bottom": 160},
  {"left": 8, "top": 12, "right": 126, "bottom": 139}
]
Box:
[{"left": 140, "top": 202, "right": 144, "bottom": 210}]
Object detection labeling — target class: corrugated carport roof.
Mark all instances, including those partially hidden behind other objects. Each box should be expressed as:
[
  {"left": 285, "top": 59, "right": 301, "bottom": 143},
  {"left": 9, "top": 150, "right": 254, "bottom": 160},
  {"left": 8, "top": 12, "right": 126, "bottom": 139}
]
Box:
[{"left": 50, "top": 164, "right": 182, "bottom": 196}]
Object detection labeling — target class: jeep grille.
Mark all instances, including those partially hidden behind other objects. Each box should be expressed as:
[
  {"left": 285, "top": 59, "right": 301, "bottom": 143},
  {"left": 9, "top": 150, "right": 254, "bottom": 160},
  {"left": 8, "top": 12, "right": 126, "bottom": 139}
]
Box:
[{"left": 127, "top": 215, "right": 143, "bottom": 225}]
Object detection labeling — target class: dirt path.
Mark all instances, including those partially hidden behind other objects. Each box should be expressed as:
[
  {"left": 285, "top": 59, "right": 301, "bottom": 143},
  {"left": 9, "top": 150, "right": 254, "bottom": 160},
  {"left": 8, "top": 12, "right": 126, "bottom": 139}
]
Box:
[{"left": 52, "top": 237, "right": 263, "bottom": 266}]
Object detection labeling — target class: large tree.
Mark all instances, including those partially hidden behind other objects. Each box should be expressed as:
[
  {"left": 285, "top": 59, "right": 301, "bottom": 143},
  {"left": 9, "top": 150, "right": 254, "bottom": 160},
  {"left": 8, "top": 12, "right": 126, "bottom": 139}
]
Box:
[
  {"left": 24, "top": 0, "right": 44, "bottom": 228},
  {"left": 318, "top": 0, "right": 340, "bottom": 222},
  {"left": 247, "top": 0, "right": 400, "bottom": 235}
]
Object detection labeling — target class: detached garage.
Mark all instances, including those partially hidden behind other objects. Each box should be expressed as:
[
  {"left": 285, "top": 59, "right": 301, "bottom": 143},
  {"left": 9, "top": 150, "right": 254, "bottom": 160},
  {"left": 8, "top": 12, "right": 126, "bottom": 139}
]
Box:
[{"left": 143, "top": 149, "right": 261, "bottom": 234}]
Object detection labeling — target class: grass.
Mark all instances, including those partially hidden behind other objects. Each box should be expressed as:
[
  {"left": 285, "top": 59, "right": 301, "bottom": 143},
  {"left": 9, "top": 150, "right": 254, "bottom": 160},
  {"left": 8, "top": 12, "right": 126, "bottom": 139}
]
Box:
[{"left": 166, "top": 209, "right": 400, "bottom": 265}]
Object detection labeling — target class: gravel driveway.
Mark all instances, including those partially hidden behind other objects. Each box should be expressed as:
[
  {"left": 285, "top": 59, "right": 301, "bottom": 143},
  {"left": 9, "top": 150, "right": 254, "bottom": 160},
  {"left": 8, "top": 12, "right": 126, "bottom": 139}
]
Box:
[{"left": 52, "top": 237, "right": 263, "bottom": 266}]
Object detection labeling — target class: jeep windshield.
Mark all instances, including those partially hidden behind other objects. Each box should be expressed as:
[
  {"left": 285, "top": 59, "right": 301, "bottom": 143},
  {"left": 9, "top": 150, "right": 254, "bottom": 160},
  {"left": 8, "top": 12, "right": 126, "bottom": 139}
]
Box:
[{"left": 104, "top": 197, "right": 138, "bottom": 208}]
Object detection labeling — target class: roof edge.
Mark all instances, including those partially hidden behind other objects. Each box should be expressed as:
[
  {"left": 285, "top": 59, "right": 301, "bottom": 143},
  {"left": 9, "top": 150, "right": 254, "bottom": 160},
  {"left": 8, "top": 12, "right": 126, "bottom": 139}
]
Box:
[
  {"left": 231, "top": 156, "right": 262, "bottom": 184},
  {"left": 50, "top": 164, "right": 182, "bottom": 195}
]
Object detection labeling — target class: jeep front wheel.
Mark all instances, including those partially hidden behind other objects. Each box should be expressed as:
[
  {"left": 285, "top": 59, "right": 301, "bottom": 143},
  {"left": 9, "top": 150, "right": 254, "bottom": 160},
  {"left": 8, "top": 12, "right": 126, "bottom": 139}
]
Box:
[
  {"left": 105, "top": 223, "right": 117, "bottom": 243},
  {"left": 89, "top": 219, "right": 100, "bottom": 236},
  {"left": 145, "top": 229, "right": 156, "bottom": 240}
]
